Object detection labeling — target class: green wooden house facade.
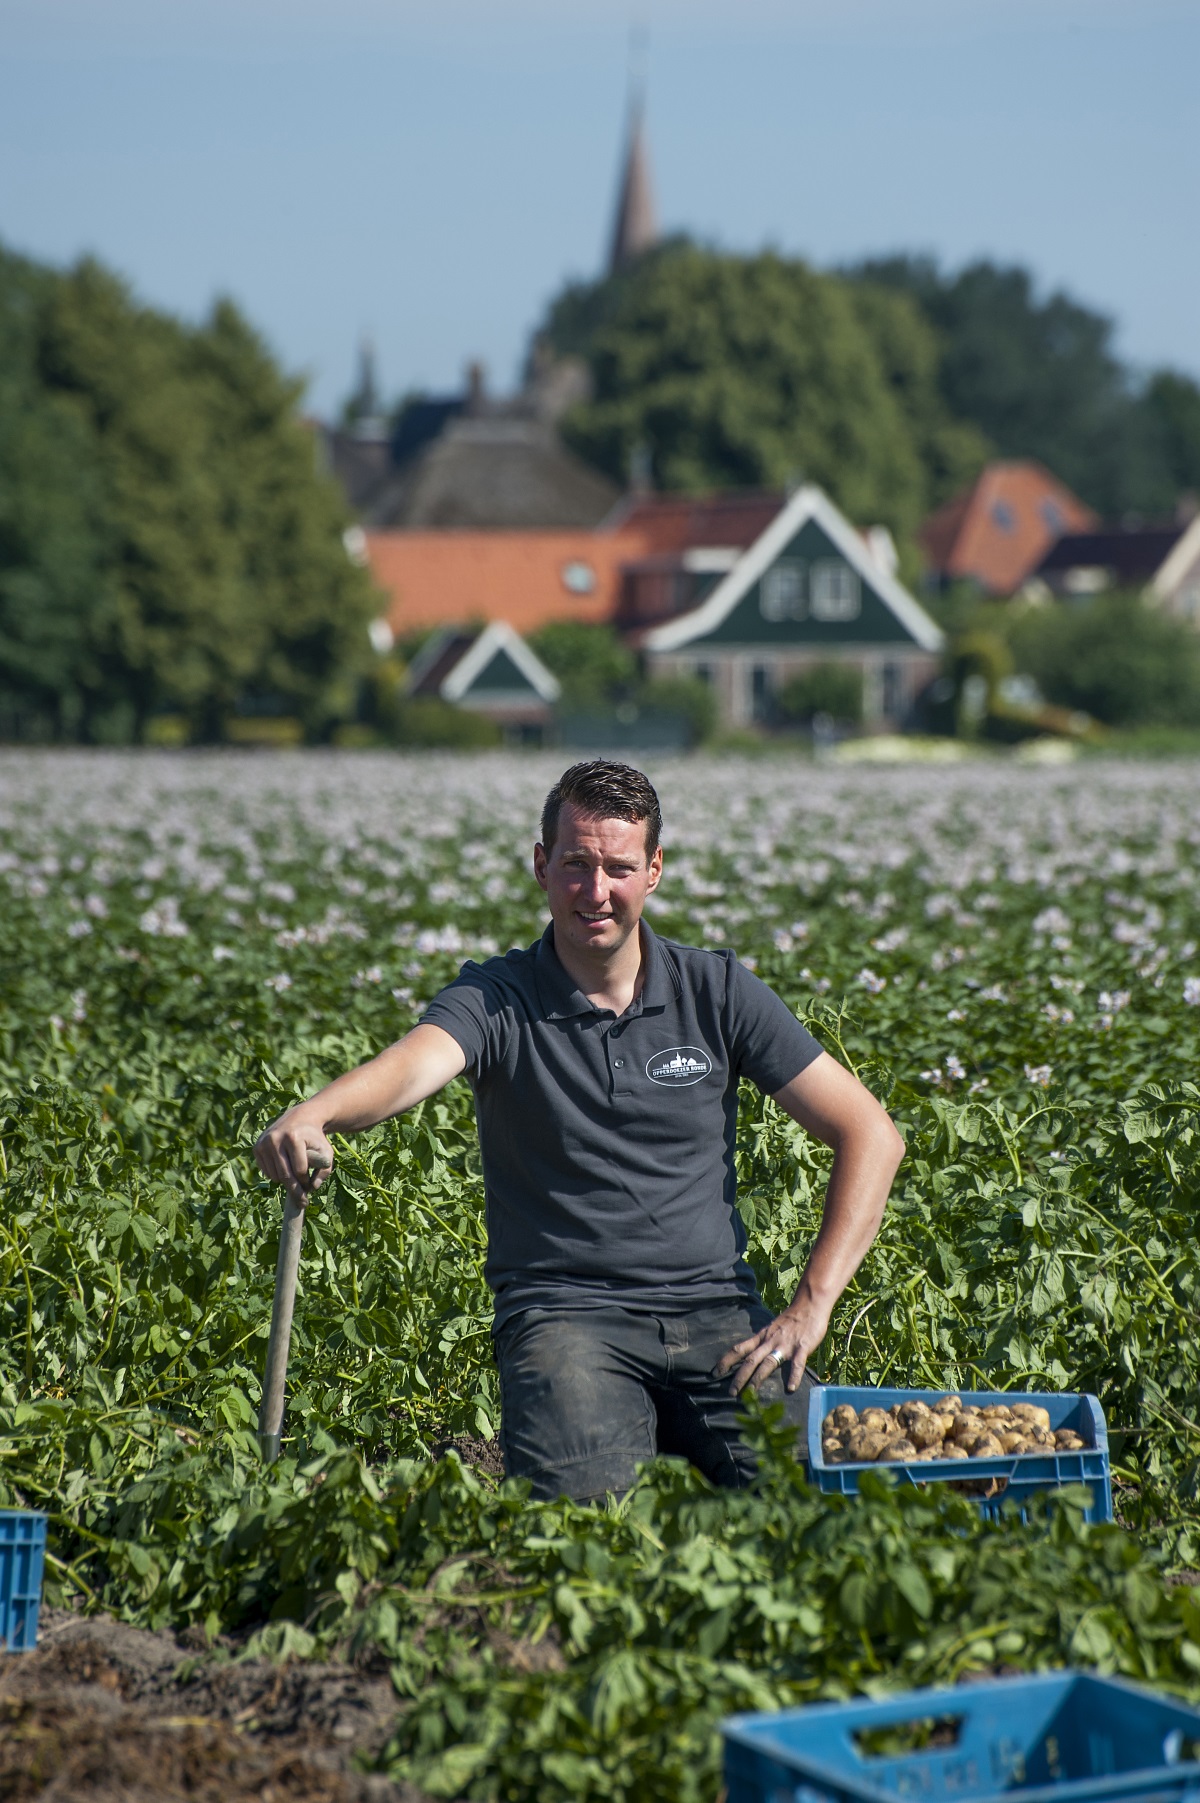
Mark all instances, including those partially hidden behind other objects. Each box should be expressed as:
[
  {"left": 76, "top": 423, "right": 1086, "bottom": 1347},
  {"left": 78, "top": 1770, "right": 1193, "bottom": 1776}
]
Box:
[
  {"left": 643, "top": 486, "right": 944, "bottom": 730},
  {"left": 407, "top": 620, "right": 560, "bottom": 738}
]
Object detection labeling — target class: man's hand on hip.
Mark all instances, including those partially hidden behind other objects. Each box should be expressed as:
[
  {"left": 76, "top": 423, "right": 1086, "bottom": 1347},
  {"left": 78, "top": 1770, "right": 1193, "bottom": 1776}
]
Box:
[
  {"left": 716, "top": 1297, "right": 829, "bottom": 1396},
  {"left": 718, "top": 1052, "right": 904, "bottom": 1398}
]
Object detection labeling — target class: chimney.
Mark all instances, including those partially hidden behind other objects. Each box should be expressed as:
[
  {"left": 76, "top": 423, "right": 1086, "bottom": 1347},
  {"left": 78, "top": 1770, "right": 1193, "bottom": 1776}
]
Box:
[{"left": 465, "top": 360, "right": 487, "bottom": 415}]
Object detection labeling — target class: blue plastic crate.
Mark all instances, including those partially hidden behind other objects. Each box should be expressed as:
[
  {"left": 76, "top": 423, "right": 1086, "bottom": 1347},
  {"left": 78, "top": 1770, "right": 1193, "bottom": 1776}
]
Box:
[
  {"left": 808, "top": 1386, "right": 1112, "bottom": 1524},
  {"left": 0, "top": 1509, "right": 48, "bottom": 1652},
  {"left": 724, "top": 1673, "right": 1200, "bottom": 1803}
]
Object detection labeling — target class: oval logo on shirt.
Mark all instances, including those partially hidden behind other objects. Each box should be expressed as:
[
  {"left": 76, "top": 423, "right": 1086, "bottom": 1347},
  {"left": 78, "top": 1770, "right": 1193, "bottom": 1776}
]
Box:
[{"left": 645, "top": 1045, "right": 713, "bottom": 1086}]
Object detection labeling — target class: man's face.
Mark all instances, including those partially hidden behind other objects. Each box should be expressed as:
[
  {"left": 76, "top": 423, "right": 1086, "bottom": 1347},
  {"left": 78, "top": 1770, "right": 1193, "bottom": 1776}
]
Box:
[{"left": 534, "top": 806, "right": 663, "bottom": 961}]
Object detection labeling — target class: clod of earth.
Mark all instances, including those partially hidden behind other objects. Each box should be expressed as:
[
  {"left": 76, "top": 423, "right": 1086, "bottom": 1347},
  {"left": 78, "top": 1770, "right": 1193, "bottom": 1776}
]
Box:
[{"left": 0, "top": 1609, "right": 425, "bottom": 1803}]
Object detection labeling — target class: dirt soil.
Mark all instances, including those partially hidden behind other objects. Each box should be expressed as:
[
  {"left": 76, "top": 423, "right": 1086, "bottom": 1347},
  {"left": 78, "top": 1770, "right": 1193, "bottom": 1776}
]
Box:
[
  {"left": 0, "top": 1608, "right": 429, "bottom": 1803},
  {"left": 430, "top": 1435, "right": 505, "bottom": 1481}
]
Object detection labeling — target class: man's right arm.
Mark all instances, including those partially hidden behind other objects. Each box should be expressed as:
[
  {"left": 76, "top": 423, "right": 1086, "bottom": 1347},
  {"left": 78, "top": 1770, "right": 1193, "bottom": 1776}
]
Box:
[{"left": 254, "top": 1023, "right": 467, "bottom": 1205}]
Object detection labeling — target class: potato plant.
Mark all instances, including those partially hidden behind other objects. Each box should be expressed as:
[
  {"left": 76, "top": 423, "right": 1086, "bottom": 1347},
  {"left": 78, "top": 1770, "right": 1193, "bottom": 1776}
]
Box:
[{"left": 1, "top": 749, "right": 1200, "bottom": 1801}]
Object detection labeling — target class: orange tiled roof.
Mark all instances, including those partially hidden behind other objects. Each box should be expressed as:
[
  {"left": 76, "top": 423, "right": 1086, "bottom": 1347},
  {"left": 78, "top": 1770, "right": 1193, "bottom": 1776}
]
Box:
[
  {"left": 608, "top": 490, "right": 784, "bottom": 555},
  {"left": 918, "top": 461, "right": 1097, "bottom": 596},
  {"left": 365, "top": 529, "right": 654, "bottom": 636}
]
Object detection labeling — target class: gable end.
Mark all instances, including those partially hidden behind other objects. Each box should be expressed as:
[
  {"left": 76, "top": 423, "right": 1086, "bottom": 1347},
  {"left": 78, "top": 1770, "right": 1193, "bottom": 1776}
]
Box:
[
  {"left": 694, "top": 519, "right": 915, "bottom": 647},
  {"left": 644, "top": 485, "right": 943, "bottom": 654},
  {"left": 463, "top": 646, "right": 536, "bottom": 694}
]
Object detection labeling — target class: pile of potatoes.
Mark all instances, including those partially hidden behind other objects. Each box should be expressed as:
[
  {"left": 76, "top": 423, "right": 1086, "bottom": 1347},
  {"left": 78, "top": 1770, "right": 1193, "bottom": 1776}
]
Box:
[{"left": 821, "top": 1396, "right": 1088, "bottom": 1466}]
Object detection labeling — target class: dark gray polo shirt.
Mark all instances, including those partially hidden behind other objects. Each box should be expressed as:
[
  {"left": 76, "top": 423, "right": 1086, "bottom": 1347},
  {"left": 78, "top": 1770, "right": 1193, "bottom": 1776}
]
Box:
[{"left": 421, "top": 923, "right": 822, "bottom": 1328}]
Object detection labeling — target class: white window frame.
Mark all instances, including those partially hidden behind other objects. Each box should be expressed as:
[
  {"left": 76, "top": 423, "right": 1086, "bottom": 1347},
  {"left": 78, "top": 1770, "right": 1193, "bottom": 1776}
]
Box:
[
  {"left": 760, "top": 559, "right": 807, "bottom": 622},
  {"left": 810, "top": 559, "right": 861, "bottom": 622}
]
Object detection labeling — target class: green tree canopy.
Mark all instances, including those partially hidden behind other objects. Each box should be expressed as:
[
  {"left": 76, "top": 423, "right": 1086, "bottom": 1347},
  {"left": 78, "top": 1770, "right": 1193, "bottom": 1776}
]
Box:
[
  {"left": 846, "top": 256, "right": 1200, "bottom": 518},
  {"left": 540, "top": 244, "right": 1200, "bottom": 531},
  {"left": 0, "top": 248, "right": 114, "bottom": 739},
  {"left": 1009, "top": 593, "right": 1200, "bottom": 727},
  {"left": 0, "top": 243, "right": 376, "bottom": 742},
  {"left": 538, "top": 243, "right": 981, "bottom": 540},
  {"left": 1143, "top": 372, "right": 1200, "bottom": 506}
]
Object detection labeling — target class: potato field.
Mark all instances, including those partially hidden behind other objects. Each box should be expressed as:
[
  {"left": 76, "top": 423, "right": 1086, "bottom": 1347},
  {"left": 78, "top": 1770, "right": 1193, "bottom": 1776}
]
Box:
[{"left": 2, "top": 749, "right": 1200, "bottom": 1802}]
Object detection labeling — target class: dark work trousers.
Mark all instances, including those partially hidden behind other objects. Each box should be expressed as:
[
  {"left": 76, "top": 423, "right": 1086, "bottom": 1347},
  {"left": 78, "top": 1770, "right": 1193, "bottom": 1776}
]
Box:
[{"left": 493, "top": 1299, "right": 816, "bottom": 1502}]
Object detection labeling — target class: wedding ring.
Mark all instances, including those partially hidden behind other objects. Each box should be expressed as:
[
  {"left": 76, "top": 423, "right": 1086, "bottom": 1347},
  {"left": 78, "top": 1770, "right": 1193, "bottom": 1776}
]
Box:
[{"left": 769, "top": 1348, "right": 784, "bottom": 1364}]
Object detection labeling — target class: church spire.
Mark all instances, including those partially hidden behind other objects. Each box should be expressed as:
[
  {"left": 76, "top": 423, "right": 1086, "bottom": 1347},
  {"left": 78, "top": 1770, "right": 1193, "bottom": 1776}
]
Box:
[
  {"left": 347, "top": 336, "right": 386, "bottom": 441},
  {"left": 607, "top": 55, "right": 658, "bottom": 277}
]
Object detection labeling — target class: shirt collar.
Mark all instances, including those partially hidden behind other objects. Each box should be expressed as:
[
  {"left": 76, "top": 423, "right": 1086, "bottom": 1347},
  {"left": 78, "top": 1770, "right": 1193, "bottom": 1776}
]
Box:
[{"left": 535, "top": 919, "right": 678, "bottom": 1020}]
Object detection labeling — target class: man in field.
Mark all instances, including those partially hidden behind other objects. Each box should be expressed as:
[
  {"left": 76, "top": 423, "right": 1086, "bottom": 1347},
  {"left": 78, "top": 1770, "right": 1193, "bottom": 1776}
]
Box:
[{"left": 255, "top": 760, "right": 903, "bottom": 1501}]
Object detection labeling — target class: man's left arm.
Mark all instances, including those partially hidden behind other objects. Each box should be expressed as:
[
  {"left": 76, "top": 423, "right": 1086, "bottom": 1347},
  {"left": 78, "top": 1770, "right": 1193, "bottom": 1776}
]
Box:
[{"left": 717, "top": 1051, "right": 904, "bottom": 1396}]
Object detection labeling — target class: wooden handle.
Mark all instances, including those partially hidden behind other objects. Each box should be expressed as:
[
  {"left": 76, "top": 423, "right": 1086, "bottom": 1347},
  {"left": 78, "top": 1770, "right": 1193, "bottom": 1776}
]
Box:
[{"left": 257, "top": 1155, "right": 329, "bottom": 1463}]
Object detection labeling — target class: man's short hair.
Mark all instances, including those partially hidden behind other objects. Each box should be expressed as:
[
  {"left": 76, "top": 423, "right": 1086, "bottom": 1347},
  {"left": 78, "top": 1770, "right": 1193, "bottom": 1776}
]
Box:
[{"left": 540, "top": 760, "right": 663, "bottom": 859}]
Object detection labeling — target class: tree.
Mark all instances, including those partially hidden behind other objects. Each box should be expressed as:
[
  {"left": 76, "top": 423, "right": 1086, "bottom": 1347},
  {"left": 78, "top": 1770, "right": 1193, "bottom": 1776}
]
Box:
[
  {"left": 845, "top": 282, "right": 989, "bottom": 511},
  {"left": 1008, "top": 594, "right": 1200, "bottom": 727},
  {"left": 0, "top": 248, "right": 114, "bottom": 739},
  {"left": 1144, "top": 372, "right": 1200, "bottom": 505},
  {"left": 185, "top": 299, "right": 377, "bottom": 737},
  {"left": 537, "top": 243, "right": 954, "bottom": 539},
  {"left": 0, "top": 243, "right": 377, "bottom": 742},
  {"left": 846, "top": 256, "right": 1189, "bottom": 518},
  {"left": 541, "top": 245, "right": 1200, "bottom": 531}
]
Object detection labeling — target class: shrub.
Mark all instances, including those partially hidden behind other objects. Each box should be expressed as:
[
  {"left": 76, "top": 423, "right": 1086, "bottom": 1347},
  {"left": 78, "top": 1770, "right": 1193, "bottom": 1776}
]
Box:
[
  {"left": 1009, "top": 592, "right": 1200, "bottom": 727},
  {"left": 391, "top": 698, "right": 502, "bottom": 748},
  {"left": 639, "top": 675, "right": 718, "bottom": 744},
  {"left": 528, "top": 623, "right": 638, "bottom": 712},
  {"left": 778, "top": 662, "right": 863, "bottom": 725}
]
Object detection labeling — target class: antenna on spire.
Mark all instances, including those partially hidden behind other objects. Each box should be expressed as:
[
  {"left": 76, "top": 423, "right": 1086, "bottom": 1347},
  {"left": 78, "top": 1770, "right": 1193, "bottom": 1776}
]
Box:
[
  {"left": 606, "top": 24, "right": 659, "bottom": 277},
  {"left": 356, "top": 336, "right": 380, "bottom": 419},
  {"left": 628, "top": 20, "right": 649, "bottom": 108}
]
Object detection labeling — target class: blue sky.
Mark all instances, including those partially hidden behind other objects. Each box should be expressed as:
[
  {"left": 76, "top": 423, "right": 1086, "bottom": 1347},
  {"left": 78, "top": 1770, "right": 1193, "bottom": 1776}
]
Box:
[{"left": 2, "top": 0, "right": 1195, "bottom": 418}]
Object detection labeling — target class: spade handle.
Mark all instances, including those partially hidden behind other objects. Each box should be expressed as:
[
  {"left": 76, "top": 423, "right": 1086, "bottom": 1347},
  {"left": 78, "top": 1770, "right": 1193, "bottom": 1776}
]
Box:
[{"left": 257, "top": 1154, "right": 329, "bottom": 1462}]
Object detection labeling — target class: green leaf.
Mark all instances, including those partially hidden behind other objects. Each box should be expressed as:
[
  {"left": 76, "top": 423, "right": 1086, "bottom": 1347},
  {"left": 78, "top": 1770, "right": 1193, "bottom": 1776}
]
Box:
[
  {"left": 891, "top": 1562, "right": 932, "bottom": 1620},
  {"left": 418, "top": 1743, "right": 493, "bottom": 1796},
  {"left": 840, "top": 1571, "right": 872, "bottom": 1627}
]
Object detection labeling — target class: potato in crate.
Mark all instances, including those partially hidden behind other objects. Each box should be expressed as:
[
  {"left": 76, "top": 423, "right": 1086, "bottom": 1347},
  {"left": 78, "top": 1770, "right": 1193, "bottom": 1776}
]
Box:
[{"left": 807, "top": 1385, "right": 1112, "bottom": 1523}]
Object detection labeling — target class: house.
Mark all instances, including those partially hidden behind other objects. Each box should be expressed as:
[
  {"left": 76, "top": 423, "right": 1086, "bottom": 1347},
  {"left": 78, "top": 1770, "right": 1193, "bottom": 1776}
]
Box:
[
  {"left": 607, "top": 491, "right": 787, "bottom": 630},
  {"left": 919, "top": 461, "right": 1097, "bottom": 597},
  {"left": 406, "top": 621, "right": 560, "bottom": 738},
  {"left": 641, "top": 485, "right": 944, "bottom": 731},
  {"left": 1151, "top": 512, "right": 1200, "bottom": 623},
  {"left": 320, "top": 357, "right": 619, "bottom": 531},
  {"left": 607, "top": 490, "right": 786, "bottom": 555},
  {"left": 365, "top": 526, "right": 654, "bottom": 639},
  {"left": 368, "top": 486, "right": 939, "bottom": 735},
  {"left": 1031, "top": 510, "right": 1200, "bottom": 622},
  {"left": 319, "top": 89, "right": 662, "bottom": 531}
]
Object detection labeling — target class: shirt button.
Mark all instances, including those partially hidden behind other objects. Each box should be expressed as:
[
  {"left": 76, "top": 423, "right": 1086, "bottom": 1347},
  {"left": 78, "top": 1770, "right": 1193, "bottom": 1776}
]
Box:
[{"left": 614, "top": 1058, "right": 625, "bottom": 1067}]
